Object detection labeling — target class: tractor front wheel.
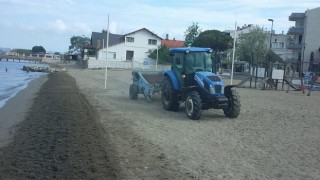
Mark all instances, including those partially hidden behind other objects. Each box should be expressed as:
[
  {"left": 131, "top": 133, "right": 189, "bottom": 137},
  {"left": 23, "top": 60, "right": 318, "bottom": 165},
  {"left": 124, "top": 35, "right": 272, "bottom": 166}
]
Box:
[
  {"left": 185, "top": 91, "right": 202, "bottom": 120},
  {"left": 129, "top": 84, "right": 139, "bottom": 100},
  {"left": 161, "top": 77, "right": 179, "bottom": 111},
  {"left": 223, "top": 88, "right": 240, "bottom": 118}
]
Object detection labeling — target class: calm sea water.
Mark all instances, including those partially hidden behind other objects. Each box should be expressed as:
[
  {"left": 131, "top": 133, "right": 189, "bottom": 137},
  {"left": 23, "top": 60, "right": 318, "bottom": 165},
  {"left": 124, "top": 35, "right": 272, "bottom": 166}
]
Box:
[{"left": 0, "top": 60, "right": 48, "bottom": 108}]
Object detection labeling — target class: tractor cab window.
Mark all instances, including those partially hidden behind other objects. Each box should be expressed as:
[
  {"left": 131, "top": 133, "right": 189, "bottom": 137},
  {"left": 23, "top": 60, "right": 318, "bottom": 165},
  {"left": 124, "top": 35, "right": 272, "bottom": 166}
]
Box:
[
  {"left": 172, "top": 53, "right": 184, "bottom": 71},
  {"left": 185, "top": 54, "right": 195, "bottom": 74},
  {"left": 204, "top": 53, "right": 213, "bottom": 72},
  {"left": 185, "top": 52, "right": 212, "bottom": 74}
]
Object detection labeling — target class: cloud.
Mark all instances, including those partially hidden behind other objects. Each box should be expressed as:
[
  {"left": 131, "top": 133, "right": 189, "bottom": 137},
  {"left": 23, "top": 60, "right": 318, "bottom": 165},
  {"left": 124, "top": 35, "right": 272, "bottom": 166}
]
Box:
[
  {"left": 1, "top": 0, "right": 319, "bottom": 52},
  {"left": 18, "top": 23, "right": 36, "bottom": 31},
  {"left": 46, "top": 19, "right": 92, "bottom": 34},
  {"left": 48, "top": 19, "right": 67, "bottom": 33},
  {"left": 72, "top": 22, "right": 91, "bottom": 33}
]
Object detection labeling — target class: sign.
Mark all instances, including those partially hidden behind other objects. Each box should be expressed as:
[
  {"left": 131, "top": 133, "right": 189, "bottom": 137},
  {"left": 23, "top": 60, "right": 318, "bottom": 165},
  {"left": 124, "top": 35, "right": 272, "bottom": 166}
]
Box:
[
  {"left": 143, "top": 60, "right": 149, "bottom": 65},
  {"left": 251, "top": 67, "right": 265, "bottom": 78},
  {"left": 272, "top": 69, "right": 284, "bottom": 79},
  {"left": 284, "top": 65, "right": 293, "bottom": 77}
]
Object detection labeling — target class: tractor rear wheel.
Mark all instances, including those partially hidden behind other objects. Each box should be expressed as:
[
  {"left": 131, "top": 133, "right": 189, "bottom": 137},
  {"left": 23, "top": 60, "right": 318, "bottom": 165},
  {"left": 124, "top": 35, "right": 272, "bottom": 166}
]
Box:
[
  {"left": 185, "top": 91, "right": 202, "bottom": 120},
  {"left": 129, "top": 84, "right": 138, "bottom": 100},
  {"left": 161, "top": 77, "right": 179, "bottom": 111},
  {"left": 223, "top": 88, "right": 240, "bottom": 118}
]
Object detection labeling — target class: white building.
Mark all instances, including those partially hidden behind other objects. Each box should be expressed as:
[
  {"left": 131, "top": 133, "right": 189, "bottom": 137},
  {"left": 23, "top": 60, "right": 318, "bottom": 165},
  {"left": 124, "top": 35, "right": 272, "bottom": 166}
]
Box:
[
  {"left": 270, "top": 33, "right": 294, "bottom": 63},
  {"left": 288, "top": 7, "right": 320, "bottom": 72},
  {"left": 225, "top": 24, "right": 293, "bottom": 63},
  {"left": 88, "top": 28, "right": 162, "bottom": 69}
]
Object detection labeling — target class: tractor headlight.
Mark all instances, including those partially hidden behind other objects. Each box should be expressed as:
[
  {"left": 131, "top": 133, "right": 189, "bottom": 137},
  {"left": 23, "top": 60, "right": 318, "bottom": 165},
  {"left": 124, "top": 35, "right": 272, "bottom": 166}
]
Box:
[{"left": 210, "top": 85, "right": 215, "bottom": 94}]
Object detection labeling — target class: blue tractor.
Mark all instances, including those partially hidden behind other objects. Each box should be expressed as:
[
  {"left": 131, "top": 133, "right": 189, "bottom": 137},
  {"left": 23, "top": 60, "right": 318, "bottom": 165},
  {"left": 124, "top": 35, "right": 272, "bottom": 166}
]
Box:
[{"left": 161, "top": 47, "right": 240, "bottom": 120}]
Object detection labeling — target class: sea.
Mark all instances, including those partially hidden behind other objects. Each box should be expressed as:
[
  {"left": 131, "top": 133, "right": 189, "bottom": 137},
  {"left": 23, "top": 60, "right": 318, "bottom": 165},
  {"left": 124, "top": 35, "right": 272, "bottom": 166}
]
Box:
[{"left": 0, "top": 60, "right": 48, "bottom": 109}]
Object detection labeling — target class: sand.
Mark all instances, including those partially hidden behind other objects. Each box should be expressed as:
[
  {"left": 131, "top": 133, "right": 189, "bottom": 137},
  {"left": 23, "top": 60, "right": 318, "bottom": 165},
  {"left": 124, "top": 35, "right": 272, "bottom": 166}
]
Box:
[
  {"left": 0, "top": 71, "right": 118, "bottom": 179},
  {"left": 66, "top": 64, "right": 320, "bottom": 179},
  {"left": 0, "top": 62, "right": 319, "bottom": 179}
]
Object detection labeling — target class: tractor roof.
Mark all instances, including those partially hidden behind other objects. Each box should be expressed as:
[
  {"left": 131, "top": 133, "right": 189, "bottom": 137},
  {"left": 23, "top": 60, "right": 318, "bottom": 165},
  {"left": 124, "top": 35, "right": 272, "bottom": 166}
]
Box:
[{"left": 169, "top": 47, "right": 212, "bottom": 53}]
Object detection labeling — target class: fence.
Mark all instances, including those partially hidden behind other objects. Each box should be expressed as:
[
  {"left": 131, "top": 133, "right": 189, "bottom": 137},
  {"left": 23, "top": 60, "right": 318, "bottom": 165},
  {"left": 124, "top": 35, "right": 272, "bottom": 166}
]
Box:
[{"left": 87, "top": 57, "right": 170, "bottom": 70}]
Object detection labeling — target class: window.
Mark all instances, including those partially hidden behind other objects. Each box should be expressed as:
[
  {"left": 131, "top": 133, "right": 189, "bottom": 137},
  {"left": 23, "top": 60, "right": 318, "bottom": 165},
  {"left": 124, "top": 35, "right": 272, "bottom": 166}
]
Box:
[
  {"left": 97, "top": 39, "right": 101, "bottom": 49},
  {"left": 126, "top": 51, "right": 134, "bottom": 61},
  {"left": 148, "top": 39, "right": 157, "bottom": 45},
  {"left": 108, "top": 52, "right": 116, "bottom": 59},
  {"left": 126, "top": 37, "right": 134, "bottom": 43},
  {"left": 272, "top": 42, "right": 285, "bottom": 49}
]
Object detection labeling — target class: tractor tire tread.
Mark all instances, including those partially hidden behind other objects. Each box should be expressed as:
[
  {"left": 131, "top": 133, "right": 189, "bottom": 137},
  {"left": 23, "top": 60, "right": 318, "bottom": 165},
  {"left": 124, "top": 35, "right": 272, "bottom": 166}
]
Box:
[
  {"left": 129, "top": 84, "right": 139, "bottom": 100},
  {"left": 223, "top": 89, "right": 240, "bottom": 118},
  {"left": 186, "top": 91, "right": 202, "bottom": 120}
]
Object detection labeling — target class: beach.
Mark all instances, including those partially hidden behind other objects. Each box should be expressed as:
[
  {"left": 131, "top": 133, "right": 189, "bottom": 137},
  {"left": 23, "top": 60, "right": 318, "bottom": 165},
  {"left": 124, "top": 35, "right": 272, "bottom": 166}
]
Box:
[
  {"left": 0, "top": 75, "right": 48, "bottom": 148},
  {"left": 0, "top": 62, "right": 320, "bottom": 179},
  {"left": 0, "top": 70, "right": 118, "bottom": 179}
]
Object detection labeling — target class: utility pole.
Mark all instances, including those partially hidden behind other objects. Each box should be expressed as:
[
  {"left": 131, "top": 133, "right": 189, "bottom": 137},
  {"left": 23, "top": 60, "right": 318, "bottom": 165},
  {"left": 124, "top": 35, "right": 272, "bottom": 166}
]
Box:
[
  {"left": 104, "top": 14, "right": 110, "bottom": 90},
  {"left": 264, "top": 18, "right": 274, "bottom": 89},
  {"left": 231, "top": 21, "right": 237, "bottom": 85}
]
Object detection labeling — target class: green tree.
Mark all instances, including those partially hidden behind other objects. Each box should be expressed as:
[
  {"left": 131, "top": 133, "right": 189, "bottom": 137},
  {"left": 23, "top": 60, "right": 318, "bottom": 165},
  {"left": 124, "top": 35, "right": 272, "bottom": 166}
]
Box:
[
  {"left": 12, "top": 49, "right": 32, "bottom": 55},
  {"left": 266, "top": 49, "right": 284, "bottom": 63},
  {"left": 68, "top": 35, "right": 90, "bottom": 54},
  {"left": 236, "top": 27, "right": 268, "bottom": 66},
  {"left": 192, "top": 30, "right": 233, "bottom": 51},
  {"left": 184, "top": 22, "right": 201, "bottom": 46},
  {"left": 148, "top": 45, "right": 170, "bottom": 64},
  {"left": 192, "top": 30, "right": 233, "bottom": 72},
  {"left": 32, "top": 46, "right": 46, "bottom": 54}
]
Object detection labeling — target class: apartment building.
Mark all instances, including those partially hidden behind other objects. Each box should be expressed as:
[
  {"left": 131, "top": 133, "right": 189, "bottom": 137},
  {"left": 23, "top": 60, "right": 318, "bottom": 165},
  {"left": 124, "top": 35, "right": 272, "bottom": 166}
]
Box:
[
  {"left": 288, "top": 7, "right": 320, "bottom": 72},
  {"left": 226, "top": 24, "right": 293, "bottom": 63}
]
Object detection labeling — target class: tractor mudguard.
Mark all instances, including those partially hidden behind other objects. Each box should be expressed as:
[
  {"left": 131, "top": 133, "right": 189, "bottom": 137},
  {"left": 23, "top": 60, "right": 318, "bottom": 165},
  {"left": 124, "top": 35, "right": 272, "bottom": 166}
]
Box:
[
  {"left": 164, "top": 70, "right": 181, "bottom": 91},
  {"left": 224, "top": 85, "right": 237, "bottom": 92}
]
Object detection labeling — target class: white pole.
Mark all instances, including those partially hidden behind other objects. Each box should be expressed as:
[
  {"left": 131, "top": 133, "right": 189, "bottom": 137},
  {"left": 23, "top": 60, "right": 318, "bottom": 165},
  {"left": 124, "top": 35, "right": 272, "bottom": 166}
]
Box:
[
  {"left": 231, "top": 21, "right": 237, "bottom": 85},
  {"left": 156, "top": 46, "right": 158, "bottom": 69},
  {"left": 104, "top": 15, "right": 110, "bottom": 90}
]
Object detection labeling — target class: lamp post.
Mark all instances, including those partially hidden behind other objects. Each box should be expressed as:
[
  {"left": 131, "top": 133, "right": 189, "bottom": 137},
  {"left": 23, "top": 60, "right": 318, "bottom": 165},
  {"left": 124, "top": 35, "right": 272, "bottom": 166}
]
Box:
[
  {"left": 156, "top": 46, "right": 158, "bottom": 69},
  {"left": 264, "top": 18, "right": 274, "bottom": 89},
  {"left": 268, "top": 19, "right": 274, "bottom": 49}
]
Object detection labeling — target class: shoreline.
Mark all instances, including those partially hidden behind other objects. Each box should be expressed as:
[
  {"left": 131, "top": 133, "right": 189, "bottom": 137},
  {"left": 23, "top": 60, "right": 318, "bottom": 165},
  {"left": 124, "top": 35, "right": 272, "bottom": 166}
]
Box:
[
  {"left": 0, "top": 75, "right": 48, "bottom": 148},
  {"left": 0, "top": 71, "right": 118, "bottom": 179}
]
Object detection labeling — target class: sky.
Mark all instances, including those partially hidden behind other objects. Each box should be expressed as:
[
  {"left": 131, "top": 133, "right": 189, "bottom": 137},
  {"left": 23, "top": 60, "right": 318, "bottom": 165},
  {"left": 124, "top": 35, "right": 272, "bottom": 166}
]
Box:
[{"left": 0, "top": 0, "right": 319, "bottom": 53}]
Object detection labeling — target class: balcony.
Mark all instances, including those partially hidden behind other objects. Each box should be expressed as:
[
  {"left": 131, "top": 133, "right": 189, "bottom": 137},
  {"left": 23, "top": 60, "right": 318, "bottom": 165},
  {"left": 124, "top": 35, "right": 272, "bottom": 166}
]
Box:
[
  {"left": 289, "top": 13, "right": 305, "bottom": 21},
  {"left": 287, "top": 43, "right": 303, "bottom": 49},
  {"left": 287, "top": 27, "right": 304, "bottom": 35},
  {"left": 313, "top": 58, "right": 320, "bottom": 63},
  {"left": 286, "top": 58, "right": 298, "bottom": 63}
]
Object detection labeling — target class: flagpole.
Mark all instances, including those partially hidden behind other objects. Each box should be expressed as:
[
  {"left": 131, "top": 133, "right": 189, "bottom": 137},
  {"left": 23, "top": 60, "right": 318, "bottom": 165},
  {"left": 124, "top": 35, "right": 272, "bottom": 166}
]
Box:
[
  {"left": 104, "top": 14, "right": 110, "bottom": 90},
  {"left": 231, "top": 21, "right": 237, "bottom": 85}
]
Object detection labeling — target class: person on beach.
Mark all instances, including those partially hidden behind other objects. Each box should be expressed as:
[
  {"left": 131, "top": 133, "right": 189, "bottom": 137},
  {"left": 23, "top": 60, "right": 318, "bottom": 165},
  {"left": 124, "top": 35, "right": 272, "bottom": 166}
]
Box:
[{"left": 6, "top": 68, "right": 7, "bottom": 72}]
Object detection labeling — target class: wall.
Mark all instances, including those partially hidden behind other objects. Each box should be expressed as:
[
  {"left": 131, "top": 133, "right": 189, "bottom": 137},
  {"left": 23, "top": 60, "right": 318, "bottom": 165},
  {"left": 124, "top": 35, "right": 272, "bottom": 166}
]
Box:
[
  {"left": 271, "top": 34, "right": 293, "bottom": 62},
  {"left": 87, "top": 57, "right": 170, "bottom": 70},
  {"left": 304, "top": 7, "right": 320, "bottom": 71}
]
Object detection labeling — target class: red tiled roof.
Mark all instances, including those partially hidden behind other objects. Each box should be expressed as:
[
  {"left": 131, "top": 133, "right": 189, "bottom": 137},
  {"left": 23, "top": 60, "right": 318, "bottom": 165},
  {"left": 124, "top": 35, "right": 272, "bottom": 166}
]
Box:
[{"left": 161, "top": 39, "right": 185, "bottom": 48}]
